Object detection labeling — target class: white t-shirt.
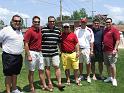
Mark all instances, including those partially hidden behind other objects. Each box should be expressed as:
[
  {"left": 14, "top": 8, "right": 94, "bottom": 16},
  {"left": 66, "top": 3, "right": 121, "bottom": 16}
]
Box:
[
  {"left": 75, "top": 26, "right": 94, "bottom": 49},
  {"left": 0, "top": 26, "right": 24, "bottom": 54}
]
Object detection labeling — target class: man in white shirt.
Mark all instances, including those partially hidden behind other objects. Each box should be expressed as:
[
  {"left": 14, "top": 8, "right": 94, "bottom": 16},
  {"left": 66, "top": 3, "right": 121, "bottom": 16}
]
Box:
[
  {"left": 0, "top": 15, "right": 23, "bottom": 93},
  {"left": 75, "top": 17, "right": 94, "bottom": 83}
]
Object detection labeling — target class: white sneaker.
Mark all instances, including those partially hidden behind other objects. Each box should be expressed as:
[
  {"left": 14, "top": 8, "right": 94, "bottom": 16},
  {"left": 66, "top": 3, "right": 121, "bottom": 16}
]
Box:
[
  {"left": 87, "top": 76, "right": 91, "bottom": 83},
  {"left": 11, "top": 89, "right": 24, "bottom": 93},
  {"left": 78, "top": 75, "right": 83, "bottom": 81},
  {"left": 112, "top": 79, "right": 117, "bottom": 86},
  {"left": 104, "top": 77, "right": 112, "bottom": 82}
]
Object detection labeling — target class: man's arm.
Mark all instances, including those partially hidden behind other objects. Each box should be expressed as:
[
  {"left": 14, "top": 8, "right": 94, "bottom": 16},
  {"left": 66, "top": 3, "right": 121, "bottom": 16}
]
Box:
[
  {"left": 75, "top": 42, "right": 80, "bottom": 58},
  {"left": 24, "top": 41, "right": 32, "bottom": 61}
]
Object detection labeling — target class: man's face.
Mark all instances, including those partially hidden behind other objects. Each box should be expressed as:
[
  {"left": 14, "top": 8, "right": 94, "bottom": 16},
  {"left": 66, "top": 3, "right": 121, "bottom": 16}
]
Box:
[
  {"left": 93, "top": 21, "right": 100, "bottom": 29},
  {"left": 81, "top": 22, "right": 87, "bottom": 29},
  {"left": 48, "top": 17, "right": 55, "bottom": 29},
  {"left": 33, "top": 18, "right": 40, "bottom": 28},
  {"left": 63, "top": 26, "right": 70, "bottom": 33},
  {"left": 12, "top": 16, "right": 21, "bottom": 30},
  {"left": 106, "top": 19, "right": 112, "bottom": 28}
]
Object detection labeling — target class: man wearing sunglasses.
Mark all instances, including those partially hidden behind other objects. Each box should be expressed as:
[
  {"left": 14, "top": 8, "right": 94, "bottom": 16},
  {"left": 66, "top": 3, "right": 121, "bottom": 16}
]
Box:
[
  {"left": 0, "top": 15, "right": 23, "bottom": 93},
  {"left": 24, "top": 16, "right": 50, "bottom": 92},
  {"left": 103, "top": 18, "right": 120, "bottom": 86},
  {"left": 42, "top": 16, "right": 65, "bottom": 91},
  {"left": 61, "top": 23, "right": 81, "bottom": 86}
]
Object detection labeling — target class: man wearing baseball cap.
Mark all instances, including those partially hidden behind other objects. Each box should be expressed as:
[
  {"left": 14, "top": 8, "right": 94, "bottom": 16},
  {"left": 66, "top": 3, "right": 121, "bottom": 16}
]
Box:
[
  {"left": 75, "top": 17, "right": 94, "bottom": 83},
  {"left": 61, "top": 23, "right": 81, "bottom": 86}
]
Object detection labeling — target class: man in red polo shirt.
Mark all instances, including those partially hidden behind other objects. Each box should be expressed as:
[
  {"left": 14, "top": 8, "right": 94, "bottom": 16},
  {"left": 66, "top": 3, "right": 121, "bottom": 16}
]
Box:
[
  {"left": 24, "top": 16, "right": 50, "bottom": 92},
  {"left": 103, "top": 18, "right": 120, "bottom": 87},
  {"left": 61, "top": 23, "right": 81, "bottom": 86}
]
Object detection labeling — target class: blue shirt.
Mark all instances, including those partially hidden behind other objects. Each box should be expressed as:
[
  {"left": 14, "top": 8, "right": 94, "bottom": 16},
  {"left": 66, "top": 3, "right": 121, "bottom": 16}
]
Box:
[{"left": 92, "top": 28, "right": 103, "bottom": 52}]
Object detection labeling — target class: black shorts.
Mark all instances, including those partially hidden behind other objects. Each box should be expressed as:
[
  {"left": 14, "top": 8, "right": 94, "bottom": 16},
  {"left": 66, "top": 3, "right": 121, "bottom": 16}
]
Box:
[
  {"left": 2, "top": 52, "right": 23, "bottom": 76},
  {"left": 91, "top": 51, "right": 103, "bottom": 63}
]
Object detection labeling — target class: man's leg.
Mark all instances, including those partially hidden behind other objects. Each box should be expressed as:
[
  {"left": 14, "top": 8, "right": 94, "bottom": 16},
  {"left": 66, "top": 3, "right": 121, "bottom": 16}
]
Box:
[
  {"left": 54, "top": 66, "right": 62, "bottom": 85},
  {"left": 12, "top": 75, "right": 17, "bottom": 90},
  {"left": 28, "top": 71, "right": 34, "bottom": 91},
  {"left": 38, "top": 70, "right": 47, "bottom": 88},
  {"left": 74, "top": 69, "right": 81, "bottom": 85},
  {"left": 98, "top": 62, "right": 103, "bottom": 77},
  {"left": 65, "top": 69, "right": 70, "bottom": 85},
  {"left": 86, "top": 63, "right": 91, "bottom": 83},
  {"left": 45, "top": 66, "right": 52, "bottom": 86},
  {"left": 5, "top": 76, "right": 12, "bottom": 93},
  {"left": 86, "top": 63, "right": 91, "bottom": 77},
  {"left": 110, "top": 64, "right": 116, "bottom": 79},
  {"left": 79, "top": 63, "right": 83, "bottom": 76},
  {"left": 91, "top": 61, "right": 97, "bottom": 80}
]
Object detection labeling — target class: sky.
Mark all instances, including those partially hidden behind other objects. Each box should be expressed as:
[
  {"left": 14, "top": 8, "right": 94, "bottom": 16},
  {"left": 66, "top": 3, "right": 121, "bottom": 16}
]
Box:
[{"left": 0, "top": 0, "right": 124, "bottom": 26}]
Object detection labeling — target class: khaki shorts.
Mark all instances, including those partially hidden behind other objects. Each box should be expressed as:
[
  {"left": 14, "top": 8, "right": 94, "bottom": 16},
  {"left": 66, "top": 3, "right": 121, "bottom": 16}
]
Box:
[
  {"left": 44, "top": 55, "right": 60, "bottom": 67},
  {"left": 79, "top": 48, "right": 91, "bottom": 64},
  {"left": 61, "top": 52, "right": 79, "bottom": 70},
  {"left": 103, "top": 52, "right": 118, "bottom": 65},
  {"left": 25, "top": 51, "right": 44, "bottom": 71}
]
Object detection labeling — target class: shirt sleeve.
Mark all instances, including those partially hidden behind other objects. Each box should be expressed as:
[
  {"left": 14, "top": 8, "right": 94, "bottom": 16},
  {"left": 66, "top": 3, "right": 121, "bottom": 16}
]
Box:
[
  {"left": 23, "top": 29, "right": 32, "bottom": 43},
  {"left": 0, "top": 28, "right": 6, "bottom": 43},
  {"left": 90, "top": 29, "right": 94, "bottom": 43},
  {"left": 113, "top": 28, "right": 120, "bottom": 41}
]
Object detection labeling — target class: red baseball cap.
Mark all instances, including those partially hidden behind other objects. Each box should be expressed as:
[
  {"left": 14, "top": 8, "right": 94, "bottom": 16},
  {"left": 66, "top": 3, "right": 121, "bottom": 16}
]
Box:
[{"left": 80, "top": 17, "right": 88, "bottom": 23}]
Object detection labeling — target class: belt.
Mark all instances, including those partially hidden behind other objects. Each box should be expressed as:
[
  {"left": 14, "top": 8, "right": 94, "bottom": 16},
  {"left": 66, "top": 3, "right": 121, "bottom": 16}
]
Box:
[
  {"left": 62, "top": 50, "right": 75, "bottom": 54},
  {"left": 80, "top": 48, "right": 85, "bottom": 49},
  {"left": 30, "top": 49, "right": 41, "bottom": 52}
]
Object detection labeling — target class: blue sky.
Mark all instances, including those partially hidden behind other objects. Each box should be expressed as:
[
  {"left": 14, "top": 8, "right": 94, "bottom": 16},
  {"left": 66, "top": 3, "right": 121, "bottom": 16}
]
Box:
[{"left": 0, "top": 0, "right": 124, "bottom": 26}]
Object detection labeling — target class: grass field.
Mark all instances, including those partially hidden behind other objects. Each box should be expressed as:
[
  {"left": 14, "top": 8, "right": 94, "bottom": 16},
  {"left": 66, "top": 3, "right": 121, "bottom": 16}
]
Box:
[{"left": 0, "top": 49, "right": 124, "bottom": 93}]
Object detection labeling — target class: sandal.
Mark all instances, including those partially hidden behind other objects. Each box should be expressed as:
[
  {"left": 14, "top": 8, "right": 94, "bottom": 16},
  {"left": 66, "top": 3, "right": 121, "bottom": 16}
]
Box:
[
  {"left": 65, "top": 81, "right": 71, "bottom": 86},
  {"left": 48, "top": 84, "right": 53, "bottom": 92},
  {"left": 42, "top": 86, "right": 52, "bottom": 92},
  {"left": 76, "top": 80, "right": 82, "bottom": 86}
]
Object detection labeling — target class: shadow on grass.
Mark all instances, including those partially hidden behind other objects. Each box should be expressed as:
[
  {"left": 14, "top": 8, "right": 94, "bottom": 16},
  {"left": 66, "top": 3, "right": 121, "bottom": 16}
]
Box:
[{"left": 22, "top": 78, "right": 67, "bottom": 92}]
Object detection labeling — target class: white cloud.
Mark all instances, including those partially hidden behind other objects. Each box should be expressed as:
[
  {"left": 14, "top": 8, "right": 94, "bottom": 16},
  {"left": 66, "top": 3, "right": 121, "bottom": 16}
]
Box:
[
  {"left": 0, "top": 7, "right": 30, "bottom": 25},
  {"left": 104, "top": 4, "right": 124, "bottom": 23}
]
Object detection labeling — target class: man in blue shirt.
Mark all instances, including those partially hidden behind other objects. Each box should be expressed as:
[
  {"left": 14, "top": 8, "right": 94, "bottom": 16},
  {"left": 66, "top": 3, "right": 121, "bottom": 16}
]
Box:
[{"left": 91, "top": 19, "right": 104, "bottom": 80}]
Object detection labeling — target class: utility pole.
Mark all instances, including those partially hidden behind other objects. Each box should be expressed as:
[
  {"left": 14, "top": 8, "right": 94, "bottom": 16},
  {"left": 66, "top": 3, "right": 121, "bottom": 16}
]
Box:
[
  {"left": 60, "top": 0, "right": 62, "bottom": 21},
  {"left": 91, "top": 0, "right": 96, "bottom": 20}
]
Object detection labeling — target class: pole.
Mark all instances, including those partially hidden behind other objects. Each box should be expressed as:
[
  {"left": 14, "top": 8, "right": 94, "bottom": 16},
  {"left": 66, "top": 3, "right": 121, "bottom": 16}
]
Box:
[{"left": 60, "top": 0, "right": 62, "bottom": 21}]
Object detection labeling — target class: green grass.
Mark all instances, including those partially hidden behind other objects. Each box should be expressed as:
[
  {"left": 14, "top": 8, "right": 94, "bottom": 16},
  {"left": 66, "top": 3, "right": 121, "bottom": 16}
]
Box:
[{"left": 0, "top": 49, "right": 124, "bottom": 93}]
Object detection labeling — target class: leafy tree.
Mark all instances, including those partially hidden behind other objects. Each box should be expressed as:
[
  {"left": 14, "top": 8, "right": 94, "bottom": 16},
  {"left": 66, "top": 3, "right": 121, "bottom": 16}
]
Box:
[
  {"left": 70, "top": 8, "right": 88, "bottom": 20},
  {"left": 117, "top": 21, "right": 124, "bottom": 25},
  {"left": 0, "top": 20, "right": 4, "bottom": 29}
]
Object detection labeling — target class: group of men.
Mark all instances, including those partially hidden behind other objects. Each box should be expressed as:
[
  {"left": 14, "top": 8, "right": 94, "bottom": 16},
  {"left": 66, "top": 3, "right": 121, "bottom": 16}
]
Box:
[{"left": 0, "top": 15, "right": 120, "bottom": 93}]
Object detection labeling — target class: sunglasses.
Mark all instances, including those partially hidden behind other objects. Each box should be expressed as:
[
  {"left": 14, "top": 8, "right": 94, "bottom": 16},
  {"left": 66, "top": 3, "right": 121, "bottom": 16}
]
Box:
[
  {"left": 106, "top": 22, "right": 111, "bottom": 23},
  {"left": 33, "top": 21, "right": 40, "bottom": 23},
  {"left": 13, "top": 20, "right": 21, "bottom": 22},
  {"left": 49, "top": 21, "right": 55, "bottom": 22},
  {"left": 64, "top": 26, "right": 69, "bottom": 28}
]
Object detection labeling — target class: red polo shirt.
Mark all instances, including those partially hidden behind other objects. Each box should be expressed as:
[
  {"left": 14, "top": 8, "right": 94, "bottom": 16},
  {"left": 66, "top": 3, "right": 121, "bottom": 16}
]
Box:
[
  {"left": 24, "top": 26, "right": 42, "bottom": 51},
  {"left": 61, "top": 32, "right": 78, "bottom": 52},
  {"left": 103, "top": 26, "right": 120, "bottom": 52}
]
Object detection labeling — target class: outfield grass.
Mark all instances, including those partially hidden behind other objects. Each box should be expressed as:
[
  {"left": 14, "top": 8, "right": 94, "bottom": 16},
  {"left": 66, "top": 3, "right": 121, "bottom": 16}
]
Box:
[{"left": 0, "top": 49, "right": 124, "bottom": 93}]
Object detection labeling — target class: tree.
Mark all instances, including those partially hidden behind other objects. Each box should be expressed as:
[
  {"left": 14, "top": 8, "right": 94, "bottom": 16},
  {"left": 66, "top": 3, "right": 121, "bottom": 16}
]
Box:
[
  {"left": 117, "top": 21, "right": 124, "bottom": 25},
  {"left": 0, "top": 20, "right": 5, "bottom": 29},
  {"left": 70, "top": 8, "right": 88, "bottom": 20}
]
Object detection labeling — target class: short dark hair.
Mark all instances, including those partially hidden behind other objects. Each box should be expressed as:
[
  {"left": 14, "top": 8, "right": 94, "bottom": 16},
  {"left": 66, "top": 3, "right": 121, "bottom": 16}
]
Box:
[
  {"left": 93, "top": 19, "right": 100, "bottom": 23},
  {"left": 11, "top": 14, "right": 21, "bottom": 21},
  {"left": 106, "top": 18, "right": 112, "bottom": 22},
  {"left": 48, "top": 16, "right": 55, "bottom": 21},
  {"left": 32, "top": 16, "right": 40, "bottom": 21}
]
